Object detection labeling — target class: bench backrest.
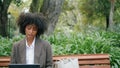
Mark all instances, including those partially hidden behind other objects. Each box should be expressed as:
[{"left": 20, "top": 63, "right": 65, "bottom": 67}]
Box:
[
  {"left": 53, "top": 54, "right": 110, "bottom": 68},
  {"left": 0, "top": 57, "right": 10, "bottom": 67},
  {"left": 0, "top": 54, "right": 110, "bottom": 68}
]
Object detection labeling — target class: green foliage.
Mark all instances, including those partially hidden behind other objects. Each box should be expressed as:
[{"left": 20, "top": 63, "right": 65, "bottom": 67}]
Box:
[
  {"left": 43, "top": 31, "right": 120, "bottom": 68},
  {"left": 79, "top": 0, "right": 111, "bottom": 25},
  {"left": 103, "top": 31, "right": 120, "bottom": 47},
  {"left": 110, "top": 47, "right": 120, "bottom": 68},
  {"left": 0, "top": 35, "right": 24, "bottom": 56},
  {"left": 114, "top": 8, "right": 120, "bottom": 32},
  {"left": 62, "top": 0, "right": 75, "bottom": 11},
  {"left": 0, "top": 31, "right": 120, "bottom": 67},
  {"left": 78, "top": 0, "right": 120, "bottom": 29},
  {"left": 12, "top": 0, "right": 23, "bottom": 7},
  {"left": 96, "top": 0, "right": 110, "bottom": 16},
  {"left": 44, "top": 31, "right": 118, "bottom": 55},
  {"left": 0, "top": 36, "right": 12, "bottom": 56}
]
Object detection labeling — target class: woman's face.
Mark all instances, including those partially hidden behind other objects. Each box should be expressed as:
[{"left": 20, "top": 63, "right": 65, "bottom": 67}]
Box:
[{"left": 25, "top": 24, "right": 38, "bottom": 39}]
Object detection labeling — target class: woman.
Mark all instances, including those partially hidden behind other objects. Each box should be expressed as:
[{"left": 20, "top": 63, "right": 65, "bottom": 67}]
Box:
[{"left": 10, "top": 12, "right": 53, "bottom": 68}]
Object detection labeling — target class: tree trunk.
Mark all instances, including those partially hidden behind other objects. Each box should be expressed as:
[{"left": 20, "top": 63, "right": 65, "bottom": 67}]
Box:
[
  {"left": 109, "top": 0, "right": 115, "bottom": 31},
  {"left": 40, "top": 0, "right": 64, "bottom": 35},
  {"left": 106, "top": 15, "right": 109, "bottom": 31},
  {"left": 30, "top": 0, "right": 64, "bottom": 35},
  {"left": 0, "top": 0, "right": 12, "bottom": 37}
]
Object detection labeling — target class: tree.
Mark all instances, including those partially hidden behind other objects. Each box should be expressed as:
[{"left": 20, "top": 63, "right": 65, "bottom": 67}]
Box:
[
  {"left": 0, "top": 0, "right": 12, "bottom": 37},
  {"left": 0, "top": 0, "right": 64, "bottom": 37},
  {"left": 109, "top": 0, "right": 115, "bottom": 31},
  {"left": 79, "top": 0, "right": 120, "bottom": 31},
  {"left": 0, "top": 0, "right": 23, "bottom": 37},
  {"left": 30, "top": 0, "right": 64, "bottom": 35}
]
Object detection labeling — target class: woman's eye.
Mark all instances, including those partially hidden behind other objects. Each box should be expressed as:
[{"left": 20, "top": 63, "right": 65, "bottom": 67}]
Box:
[
  {"left": 26, "top": 26, "right": 38, "bottom": 31},
  {"left": 27, "top": 26, "right": 32, "bottom": 30},
  {"left": 32, "top": 27, "right": 37, "bottom": 31}
]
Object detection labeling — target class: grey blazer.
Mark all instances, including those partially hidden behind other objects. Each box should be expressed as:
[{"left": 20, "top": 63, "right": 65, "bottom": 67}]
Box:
[{"left": 10, "top": 38, "right": 53, "bottom": 68}]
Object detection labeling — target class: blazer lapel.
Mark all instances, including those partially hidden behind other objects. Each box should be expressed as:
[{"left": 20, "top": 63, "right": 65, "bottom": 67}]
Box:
[{"left": 34, "top": 38, "right": 42, "bottom": 64}]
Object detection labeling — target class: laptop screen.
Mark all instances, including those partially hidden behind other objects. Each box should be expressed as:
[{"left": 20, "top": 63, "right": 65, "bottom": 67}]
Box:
[{"left": 9, "top": 64, "right": 40, "bottom": 68}]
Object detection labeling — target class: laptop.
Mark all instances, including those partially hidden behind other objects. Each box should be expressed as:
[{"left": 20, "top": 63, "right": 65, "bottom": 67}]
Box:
[{"left": 9, "top": 64, "right": 40, "bottom": 68}]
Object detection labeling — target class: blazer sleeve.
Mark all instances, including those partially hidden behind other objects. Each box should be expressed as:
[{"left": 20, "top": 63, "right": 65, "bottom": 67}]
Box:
[
  {"left": 10, "top": 43, "right": 17, "bottom": 64},
  {"left": 45, "top": 42, "right": 53, "bottom": 68}
]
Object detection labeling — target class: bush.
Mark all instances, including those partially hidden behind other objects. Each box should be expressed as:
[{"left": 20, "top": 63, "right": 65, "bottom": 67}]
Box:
[
  {"left": 0, "top": 36, "right": 12, "bottom": 56},
  {"left": 0, "top": 31, "right": 120, "bottom": 68},
  {"left": 0, "top": 35, "right": 24, "bottom": 56},
  {"left": 43, "top": 31, "right": 120, "bottom": 68}
]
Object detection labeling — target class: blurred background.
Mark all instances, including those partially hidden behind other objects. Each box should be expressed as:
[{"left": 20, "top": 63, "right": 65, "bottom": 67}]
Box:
[{"left": 0, "top": 0, "right": 120, "bottom": 68}]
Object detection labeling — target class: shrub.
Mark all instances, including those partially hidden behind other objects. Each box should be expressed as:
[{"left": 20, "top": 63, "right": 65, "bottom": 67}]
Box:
[
  {"left": 43, "top": 31, "right": 120, "bottom": 68},
  {"left": 0, "top": 31, "right": 120, "bottom": 68}
]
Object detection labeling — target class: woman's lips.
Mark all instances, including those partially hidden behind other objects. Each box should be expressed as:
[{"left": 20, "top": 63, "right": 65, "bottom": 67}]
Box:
[{"left": 27, "top": 34, "right": 33, "bottom": 37}]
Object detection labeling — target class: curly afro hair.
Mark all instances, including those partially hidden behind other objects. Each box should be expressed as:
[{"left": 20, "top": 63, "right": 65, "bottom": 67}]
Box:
[{"left": 17, "top": 12, "right": 48, "bottom": 37}]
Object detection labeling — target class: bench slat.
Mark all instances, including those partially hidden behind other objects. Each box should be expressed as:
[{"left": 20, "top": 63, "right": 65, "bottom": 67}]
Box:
[
  {"left": 80, "top": 65, "right": 111, "bottom": 68},
  {"left": 53, "top": 54, "right": 109, "bottom": 60},
  {"left": 79, "top": 59, "right": 110, "bottom": 65},
  {"left": 0, "top": 63, "right": 9, "bottom": 67}
]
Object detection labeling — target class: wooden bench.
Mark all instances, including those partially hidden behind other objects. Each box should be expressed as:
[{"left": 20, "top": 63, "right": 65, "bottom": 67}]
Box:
[
  {"left": 0, "top": 54, "right": 110, "bottom": 68},
  {"left": 53, "top": 54, "right": 110, "bottom": 68}
]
